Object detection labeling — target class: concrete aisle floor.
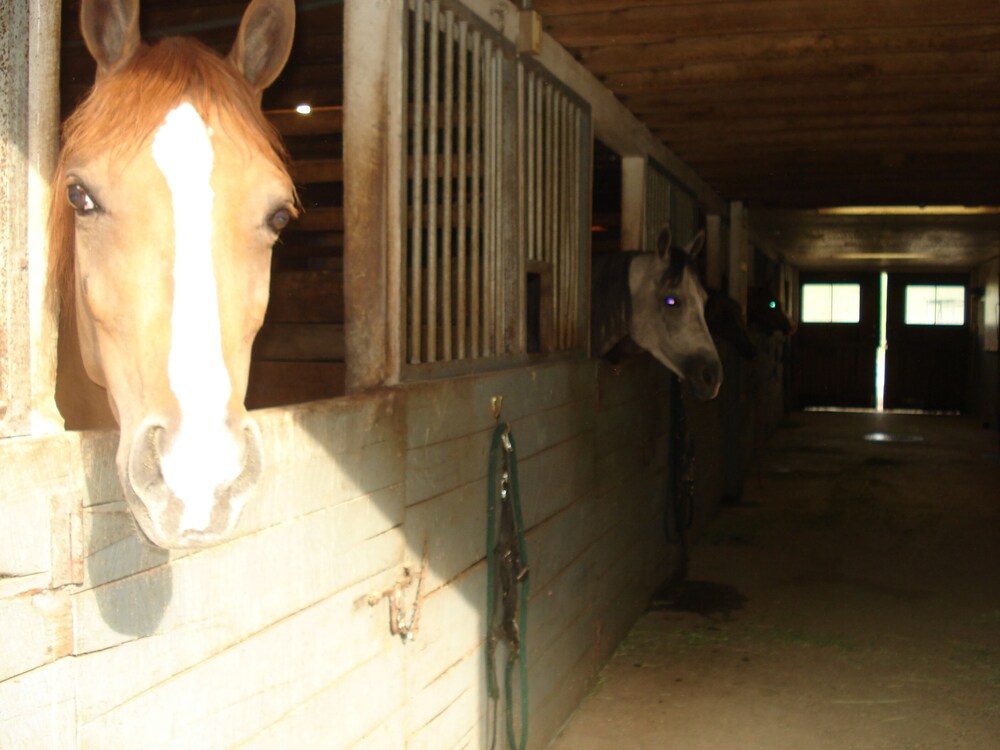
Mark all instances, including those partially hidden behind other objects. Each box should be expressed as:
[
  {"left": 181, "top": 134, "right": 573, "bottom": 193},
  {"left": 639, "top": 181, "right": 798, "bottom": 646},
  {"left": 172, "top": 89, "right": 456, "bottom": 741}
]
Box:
[{"left": 548, "top": 411, "right": 1000, "bottom": 750}]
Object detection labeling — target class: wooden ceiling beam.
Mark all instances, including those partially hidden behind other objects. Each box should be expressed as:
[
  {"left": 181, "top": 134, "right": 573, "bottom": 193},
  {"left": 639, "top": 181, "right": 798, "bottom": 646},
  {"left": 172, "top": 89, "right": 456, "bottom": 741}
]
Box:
[
  {"left": 596, "top": 50, "right": 999, "bottom": 92},
  {"left": 536, "top": 0, "right": 1000, "bottom": 46},
  {"left": 653, "top": 112, "right": 1000, "bottom": 138},
  {"left": 574, "top": 27, "right": 1000, "bottom": 74},
  {"left": 628, "top": 95, "right": 1000, "bottom": 125},
  {"left": 618, "top": 74, "right": 1000, "bottom": 109}
]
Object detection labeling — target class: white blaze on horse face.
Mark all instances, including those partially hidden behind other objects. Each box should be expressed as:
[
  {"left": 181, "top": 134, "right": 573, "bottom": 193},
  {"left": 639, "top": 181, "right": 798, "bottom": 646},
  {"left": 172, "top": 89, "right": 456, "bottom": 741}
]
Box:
[{"left": 151, "top": 103, "right": 243, "bottom": 533}]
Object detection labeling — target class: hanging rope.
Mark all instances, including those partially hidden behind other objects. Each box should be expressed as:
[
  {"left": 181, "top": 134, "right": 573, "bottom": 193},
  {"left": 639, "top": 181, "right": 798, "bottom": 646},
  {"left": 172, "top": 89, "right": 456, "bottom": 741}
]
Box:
[{"left": 486, "top": 420, "right": 530, "bottom": 750}]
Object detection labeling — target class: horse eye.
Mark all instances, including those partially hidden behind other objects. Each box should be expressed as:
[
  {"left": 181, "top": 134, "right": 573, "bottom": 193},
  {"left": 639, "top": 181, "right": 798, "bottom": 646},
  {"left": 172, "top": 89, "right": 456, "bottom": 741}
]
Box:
[
  {"left": 67, "top": 183, "right": 98, "bottom": 214},
  {"left": 769, "top": 300, "right": 777, "bottom": 309},
  {"left": 664, "top": 296, "right": 679, "bottom": 307},
  {"left": 268, "top": 207, "right": 292, "bottom": 233}
]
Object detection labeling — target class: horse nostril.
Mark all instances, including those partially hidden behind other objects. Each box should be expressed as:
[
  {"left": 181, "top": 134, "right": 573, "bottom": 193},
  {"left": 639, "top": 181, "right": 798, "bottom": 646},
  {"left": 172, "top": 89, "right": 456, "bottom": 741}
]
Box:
[{"left": 703, "top": 366, "right": 717, "bottom": 386}]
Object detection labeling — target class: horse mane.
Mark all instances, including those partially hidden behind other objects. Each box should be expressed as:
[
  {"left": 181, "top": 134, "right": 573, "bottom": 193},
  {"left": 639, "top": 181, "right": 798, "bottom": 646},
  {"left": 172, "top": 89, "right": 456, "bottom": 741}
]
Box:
[
  {"left": 48, "top": 36, "right": 291, "bottom": 312},
  {"left": 590, "top": 251, "right": 637, "bottom": 357}
]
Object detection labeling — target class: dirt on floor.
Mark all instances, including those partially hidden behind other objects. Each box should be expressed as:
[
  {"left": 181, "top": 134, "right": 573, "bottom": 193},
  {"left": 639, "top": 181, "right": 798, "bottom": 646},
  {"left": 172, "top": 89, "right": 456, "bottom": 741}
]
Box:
[{"left": 549, "top": 411, "right": 1000, "bottom": 750}]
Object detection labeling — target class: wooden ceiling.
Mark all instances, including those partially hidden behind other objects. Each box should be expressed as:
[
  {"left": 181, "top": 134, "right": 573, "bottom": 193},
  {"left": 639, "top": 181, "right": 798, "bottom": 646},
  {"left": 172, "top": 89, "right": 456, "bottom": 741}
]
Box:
[{"left": 532, "top": 0, "right": 1000, "bottom": 269}]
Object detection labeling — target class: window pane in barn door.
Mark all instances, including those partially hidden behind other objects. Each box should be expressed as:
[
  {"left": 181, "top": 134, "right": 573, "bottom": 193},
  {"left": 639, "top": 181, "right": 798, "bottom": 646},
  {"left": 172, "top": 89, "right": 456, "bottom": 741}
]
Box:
[
  {"left": 831, "top": 284, "right": 861, "bottom": 323},
  {"left": 801, "top": 283, "right": 861, "bottom": 323},
  {"left": 904, "top": 285, "right": 965, "bottom": 326},
  {"left": 800, "top": 284, "right": 832, "bottom": 323}
]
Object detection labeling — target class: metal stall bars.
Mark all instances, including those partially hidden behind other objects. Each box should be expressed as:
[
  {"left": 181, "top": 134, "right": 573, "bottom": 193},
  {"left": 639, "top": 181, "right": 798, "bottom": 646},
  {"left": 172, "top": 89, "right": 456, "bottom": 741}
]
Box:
[
  {"left": 518, "top": 59, "right": 589, "bottom": 354},
  {"left": 644, "top": 160, "right": 672, "bottom": 253},
  {"left": 402, "top": 0, "right": 591, "bottom": 374}
]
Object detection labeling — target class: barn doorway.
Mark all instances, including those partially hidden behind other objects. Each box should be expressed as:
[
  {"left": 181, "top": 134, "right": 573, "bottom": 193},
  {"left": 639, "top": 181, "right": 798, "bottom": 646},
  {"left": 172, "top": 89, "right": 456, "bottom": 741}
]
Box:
[
  {"left": 883, "top": 273, "right": 970, "bottom": 411},
  {"left": 793, "top": 271, "right": 971, "bottom": 412}
]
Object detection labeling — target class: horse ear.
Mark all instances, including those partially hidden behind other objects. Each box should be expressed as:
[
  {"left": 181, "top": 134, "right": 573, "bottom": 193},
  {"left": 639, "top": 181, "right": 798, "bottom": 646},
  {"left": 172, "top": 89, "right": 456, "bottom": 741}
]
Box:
[
  {"left": 229, "top": 0, "right": 296, "bottom": 95},
  {"left": 683, "top": 230, "right": 706, "bottom": 258},
  {"left": 80, "top": 0, "right": 141, "bottom": 79},
  {"left": 655, "top": 227, "right": 673, "bottom": 262}
]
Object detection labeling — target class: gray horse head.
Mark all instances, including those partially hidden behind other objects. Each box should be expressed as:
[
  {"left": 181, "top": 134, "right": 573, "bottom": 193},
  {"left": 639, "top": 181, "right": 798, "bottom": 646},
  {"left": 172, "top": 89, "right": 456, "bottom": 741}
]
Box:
[{"left": 592, "top": 229, "right": 723, "bottom": 401}]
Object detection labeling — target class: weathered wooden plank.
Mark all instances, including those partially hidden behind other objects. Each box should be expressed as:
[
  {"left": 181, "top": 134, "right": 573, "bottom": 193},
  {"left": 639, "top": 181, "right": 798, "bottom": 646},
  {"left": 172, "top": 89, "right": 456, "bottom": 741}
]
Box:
[
  {"left": 406, "top": 429, "right": 493, "bottom": 507},
  {"left": 634, "top": 91, "right": 1000, "bottom": 129},
  {"left": 239, "top": 649, "right": 405, "bottom": 750},
  {"left": 352, "top": 712, "right": 406, "bottom": 750},
  {"left": 405, "top": 565, "right": 487, "bottom": 695},
  {"left": 293, "top": 206, "right": 344, "bottom": 232},
  {"left": 576, "top": 26, "right": 1000, "bottom": 73},
  {"left": 0, "top": 589, "right": 71, "bottom": 682},
  {"left": 246, "top": 360, "right": 347, "bottom": 407},
  {"left": 522, "top": 487, "right": 620, "bottom": 601},
  {"left": 72, "top": 524, "right": 404, "bottom": 724},
  {"left": 404, "top": 648, "right": 486, "bottom": 749},
  {"left": 667, "top": 127, "right": 1000, "bottom": 157},
  {"left": 253, "top": 323, "right": 345, "bottom": 361},
  {"left": 403, "top": 479, "right": 487, "bottom": 596},
  {"left": 514, "top": 431, "right": 596, "bottom": 529},
  {"left": 539, "top": 1, "right": 1000, "bottom": 46},
  {"left": 0, "top": 434, "right": 83, "bottom": 592},
  {"left": 290, "top": 157, "right": 344, "bottom": 184},
  {"left": 0, "top": 659, "right": 76, "bottom": 750},
  {"left": 404, "top": 360, "right": 596, "bottom": 448},
  {"left": 265, "top": 270, "right": 344, "bottom": 324},
  {"left": 604, "top": 51, "right": 999, "bottom": 95},
  {"left": 403, "top": 642, "right": 485, "bottom": 747},
  {"left": 404, "top": 391, "right": 593, "bottom": 510},
  {"left": 77, "top": 570, "right": 402, "bottom": 750}
]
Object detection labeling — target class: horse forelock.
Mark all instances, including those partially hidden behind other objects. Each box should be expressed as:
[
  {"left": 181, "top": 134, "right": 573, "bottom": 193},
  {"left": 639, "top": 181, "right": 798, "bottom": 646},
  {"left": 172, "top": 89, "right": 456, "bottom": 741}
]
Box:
[
  {"left": 48, "top": 36, "right": 292, "bottom": 313},
  {"left": 663, "top": 242, "right": 694, "bottom": 288}
]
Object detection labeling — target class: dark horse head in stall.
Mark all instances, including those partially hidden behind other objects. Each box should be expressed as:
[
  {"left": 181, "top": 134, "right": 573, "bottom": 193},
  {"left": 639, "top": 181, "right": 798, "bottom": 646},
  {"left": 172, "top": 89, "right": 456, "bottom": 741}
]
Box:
[
  {"left": 705, "top": 286, "right": 757, "bottom": 361},
  {"left": 748, "top": 284, "right": 795, "bottom": 335},
  {"left": 591, "top": 229, "right": 723, "bottom": 401}
]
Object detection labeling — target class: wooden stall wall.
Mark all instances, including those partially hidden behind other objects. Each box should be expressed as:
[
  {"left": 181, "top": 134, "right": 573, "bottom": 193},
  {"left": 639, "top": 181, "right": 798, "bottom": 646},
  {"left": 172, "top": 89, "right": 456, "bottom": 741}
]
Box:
[{"left": 1, "top": 358, "right": 677, "bottom": 749}]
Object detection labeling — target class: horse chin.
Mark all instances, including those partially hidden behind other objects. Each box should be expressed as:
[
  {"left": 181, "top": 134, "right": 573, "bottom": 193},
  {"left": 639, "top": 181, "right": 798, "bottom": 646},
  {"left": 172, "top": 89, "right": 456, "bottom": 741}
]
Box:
[
  {"left": 121, "top": 419, "right": 263, "bottom": 549},
  {"left": 655, "top": 350, "right": 723, "bottom": 402},
  {"left": 682, "top": 351, "right": 724, "bottom": 402}
]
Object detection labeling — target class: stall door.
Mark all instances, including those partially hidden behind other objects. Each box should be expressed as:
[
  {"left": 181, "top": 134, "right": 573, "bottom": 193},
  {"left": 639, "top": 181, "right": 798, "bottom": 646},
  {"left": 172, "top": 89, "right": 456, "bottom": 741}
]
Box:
[
  {"left": 792, "top": 272, "right": 880, "bottom": 408},
  {"left": 884, "top": 273, "right": 970, "bottom": 411}
]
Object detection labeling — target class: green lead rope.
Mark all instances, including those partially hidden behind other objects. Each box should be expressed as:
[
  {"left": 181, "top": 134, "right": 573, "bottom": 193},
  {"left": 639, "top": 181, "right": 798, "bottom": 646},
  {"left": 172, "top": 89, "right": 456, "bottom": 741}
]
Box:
[{"left": 486, "top": 422, "right": 530, "bottom": 750}]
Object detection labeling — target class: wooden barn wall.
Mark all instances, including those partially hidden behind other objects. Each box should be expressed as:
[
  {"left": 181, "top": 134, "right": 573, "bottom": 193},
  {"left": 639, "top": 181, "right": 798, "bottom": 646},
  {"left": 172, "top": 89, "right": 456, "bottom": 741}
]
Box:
[{"left": 1, "top": 357, "right": 683, "bottom": 749}]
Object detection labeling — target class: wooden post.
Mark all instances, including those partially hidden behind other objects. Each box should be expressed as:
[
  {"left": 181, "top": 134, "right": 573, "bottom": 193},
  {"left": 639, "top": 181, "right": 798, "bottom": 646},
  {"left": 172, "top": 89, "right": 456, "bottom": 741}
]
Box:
[
  {"left": 705, "top": 213, "right": 723, "bottom": 290},
  {"left": 0, "top": 0, "right": 61, "bottom": 437},
  {"left": 344, "top": 0, "right": 407, "bottom": 389},
  {"left": 728, "top": 201, "right": 749, "bottom": 312},
  {"left": 620, "top": 155, "right": 645, "bottom": 251}
]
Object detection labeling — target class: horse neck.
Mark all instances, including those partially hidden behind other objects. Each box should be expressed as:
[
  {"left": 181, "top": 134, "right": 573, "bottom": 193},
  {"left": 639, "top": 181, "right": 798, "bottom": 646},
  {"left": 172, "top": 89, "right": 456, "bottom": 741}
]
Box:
[{"left": 591, "top": 252, "right": 637, "bottom": 357}]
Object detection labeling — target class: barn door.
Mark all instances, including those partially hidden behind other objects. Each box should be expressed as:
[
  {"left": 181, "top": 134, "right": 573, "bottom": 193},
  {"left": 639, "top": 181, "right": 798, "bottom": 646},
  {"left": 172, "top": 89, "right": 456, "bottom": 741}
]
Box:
[
  {"left": 883, "top": 273, "right": 970, "bottom": 411},
  {"left": 791, "top": 272, "right": 880, "bottom": 408}
]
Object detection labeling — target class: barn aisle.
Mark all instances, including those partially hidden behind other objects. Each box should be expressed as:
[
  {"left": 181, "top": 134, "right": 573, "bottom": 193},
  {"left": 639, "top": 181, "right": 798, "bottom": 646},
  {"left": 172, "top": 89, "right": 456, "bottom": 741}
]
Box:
[{"left": 549, "top": 411, "right": 1000, "bottom": 750}]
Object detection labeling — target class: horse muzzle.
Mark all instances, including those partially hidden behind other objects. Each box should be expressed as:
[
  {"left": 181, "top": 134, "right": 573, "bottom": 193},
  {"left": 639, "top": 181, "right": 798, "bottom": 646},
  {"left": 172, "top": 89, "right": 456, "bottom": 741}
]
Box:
[
  {"left": 685, "top": 351, "right": 724, "bottom": 402},
  {"left": 123, "top": 417, "right": 263, "bottom": 549}
]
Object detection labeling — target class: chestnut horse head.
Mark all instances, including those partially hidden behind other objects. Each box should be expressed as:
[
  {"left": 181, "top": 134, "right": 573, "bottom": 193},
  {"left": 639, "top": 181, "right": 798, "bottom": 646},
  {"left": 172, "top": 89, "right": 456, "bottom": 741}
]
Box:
[{"left": 51, "top": 0, "right": 296, "bottom": 549}]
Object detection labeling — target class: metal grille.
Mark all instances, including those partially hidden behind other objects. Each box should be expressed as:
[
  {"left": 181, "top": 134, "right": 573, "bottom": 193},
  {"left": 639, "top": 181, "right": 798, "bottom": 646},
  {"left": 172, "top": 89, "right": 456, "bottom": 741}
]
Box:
[
  {"left": 404, "top": 0, "right": 589, "bottom": 367},
  {"left": 643, "top": 161, "right": 671, "bottom": 252},
  {"left": 406, "top": 0, "right": 500, "bottom": 364},
  {"left": 518, "top": 62, "right": 586, "bottom": 351}
]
